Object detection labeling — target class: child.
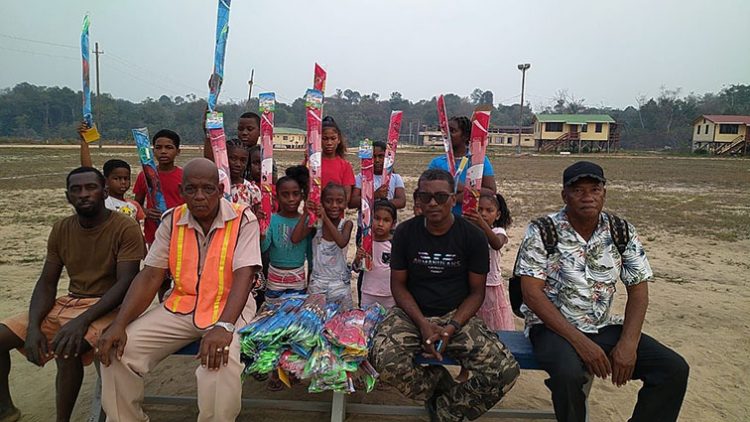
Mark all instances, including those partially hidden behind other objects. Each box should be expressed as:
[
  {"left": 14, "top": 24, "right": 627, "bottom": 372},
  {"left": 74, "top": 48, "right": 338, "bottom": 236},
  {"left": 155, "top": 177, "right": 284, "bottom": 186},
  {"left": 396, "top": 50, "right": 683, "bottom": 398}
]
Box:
[
  {"left": 320, "top": 116, "right": 355, "bottom": 205},
  {"left": 236, "top": 112, "right": 271, "bottom": 183},
  {"left": 203, "top": 111, "right": 266, "bottom": 182},
  {"left": 351, "top": 140, "right": 406, "bottom": 299},
  {"left": 227, "top": 139, "right": 261, "bottom": 210},
  {"left": 463, "top": 193, "right": 513, "bottom": 331},
  {"left": 261, "top": 166, "right": 312, "bottom": 303},
  {"left": 456, "top": 193, "right": 512, "bottom": 383},
  {"left": 247, "top": 144, "right": 262, "bottom": 185},
  {"left": 260, "top": 166, "right": 311, "bottom": 391},
  {"left": 427, "top": 116, "right": 497, "bottom": 215},
  {"left": 237, "top": 111, "right": 261, "bottom": 148},
  {"left": 354, "top": 200, "right": 397, "bottom": 308},
  {"left": 350, "top": 140, "right": 406, "bottom": 209},
  {"left": 102, "top": 160, "right": 146, "bottom": 222},
  {"left": 77, "top": 123, "right": 144, "bottom": 222},
  {"left": 293, "top": 183, "right": 354, "bottom": 309},
  {"left": 133, "top": 129, "right": 184, "bottom": 246}
]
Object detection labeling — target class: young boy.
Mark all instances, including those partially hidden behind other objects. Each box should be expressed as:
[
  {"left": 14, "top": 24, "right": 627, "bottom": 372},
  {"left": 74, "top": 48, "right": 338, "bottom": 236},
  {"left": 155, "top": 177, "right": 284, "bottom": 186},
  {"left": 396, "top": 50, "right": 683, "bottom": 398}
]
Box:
[
  {"left": 203, "top": 111, "right": 275, "bottom": 182},
  {"left": 350, "top": 140, "right": 407, "bottom": 305},
  {"left": 78, "top": 123, "right": 145, "bottom": 223},
  {"left": 349, "top": 140, "right": 407, "bottom": 210},
  {"left": 103, "top": 160, "right": 145, "bottom": 222},
  {"left": 133, "top": 129, "right": 184, "bottom": 246}
]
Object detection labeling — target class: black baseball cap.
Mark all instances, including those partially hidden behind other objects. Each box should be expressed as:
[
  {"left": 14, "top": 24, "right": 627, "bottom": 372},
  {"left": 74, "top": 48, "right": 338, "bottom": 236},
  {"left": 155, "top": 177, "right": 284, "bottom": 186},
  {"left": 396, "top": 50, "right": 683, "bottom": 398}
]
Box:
[{"left": 563, "top": 161, "right": 606, "bottom": 186}]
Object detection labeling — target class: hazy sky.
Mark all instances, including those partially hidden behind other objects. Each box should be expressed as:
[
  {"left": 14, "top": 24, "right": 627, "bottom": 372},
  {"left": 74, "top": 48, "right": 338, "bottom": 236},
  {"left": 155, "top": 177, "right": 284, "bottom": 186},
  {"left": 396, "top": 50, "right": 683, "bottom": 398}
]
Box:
[{"left": 1, "top": 0, "right": 748, "bottom": 111}]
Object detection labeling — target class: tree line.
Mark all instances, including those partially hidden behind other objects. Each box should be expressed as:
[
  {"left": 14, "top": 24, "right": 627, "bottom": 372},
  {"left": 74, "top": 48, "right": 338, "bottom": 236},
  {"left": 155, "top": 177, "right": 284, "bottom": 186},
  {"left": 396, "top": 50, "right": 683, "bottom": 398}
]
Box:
[{"left": 1, "top": 83, "right": 748, "bottom": 150}]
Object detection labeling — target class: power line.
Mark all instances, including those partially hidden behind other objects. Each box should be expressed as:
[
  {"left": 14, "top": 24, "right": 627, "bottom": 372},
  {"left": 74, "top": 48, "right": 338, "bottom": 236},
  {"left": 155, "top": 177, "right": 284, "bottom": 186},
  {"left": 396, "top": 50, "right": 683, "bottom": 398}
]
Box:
[
  {"left": 0, "top": 45, "right": 78, "bottom": 61},
  {"left": 0, "top": 42, "right": 190, "bottom": 99},
  {"left": 0, "top": 34, "right": 297, "bottom": 106},
  {"left": 249, "top": 81, "right": 296, "bottom": 104},
  {"left": 106, "top": 61, "right": 184, "bottom": 96},
  {"left": 0, "top": 33, "right": 78, "bottom": 49},
  {"left": 0, "top": 32, "right": 203, "bottom": 97},
  {"left": 106, "top": 52, "right": 204, "bottom": 95},
  {"left": 497, "top": 94, "right": 521, "bottom": 104}
]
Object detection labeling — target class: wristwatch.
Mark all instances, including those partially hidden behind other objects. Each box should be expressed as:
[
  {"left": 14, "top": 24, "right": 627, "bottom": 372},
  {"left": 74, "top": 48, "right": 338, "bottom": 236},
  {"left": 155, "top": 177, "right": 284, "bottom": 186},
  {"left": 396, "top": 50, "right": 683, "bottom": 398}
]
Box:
[
  {"left": 447, "top": 319, "right": 462, "bottom": 332},
  {"left": 214, "top": 322, "right": 235, "bottom": 333}
]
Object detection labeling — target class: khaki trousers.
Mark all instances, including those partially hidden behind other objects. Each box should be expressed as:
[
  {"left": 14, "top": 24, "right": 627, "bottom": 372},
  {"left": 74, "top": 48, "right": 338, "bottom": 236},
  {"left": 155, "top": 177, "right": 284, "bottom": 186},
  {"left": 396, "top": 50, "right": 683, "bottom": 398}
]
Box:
[{"left": 101, "top": 299, "right": 256, "bottom": 422}]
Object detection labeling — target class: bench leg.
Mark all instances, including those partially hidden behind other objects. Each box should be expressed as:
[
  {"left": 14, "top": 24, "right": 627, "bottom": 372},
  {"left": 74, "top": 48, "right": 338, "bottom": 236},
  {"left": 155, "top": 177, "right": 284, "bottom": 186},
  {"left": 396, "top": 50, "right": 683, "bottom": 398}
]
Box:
[
  {"left": 583, "top": 375, "right": 593, "bottom": 422},
  {"left": 87, "top": 362, "right": 106, "bottom": 422},
  {"left": 330, "top": 391, "right": 346, "bottom": 422}
]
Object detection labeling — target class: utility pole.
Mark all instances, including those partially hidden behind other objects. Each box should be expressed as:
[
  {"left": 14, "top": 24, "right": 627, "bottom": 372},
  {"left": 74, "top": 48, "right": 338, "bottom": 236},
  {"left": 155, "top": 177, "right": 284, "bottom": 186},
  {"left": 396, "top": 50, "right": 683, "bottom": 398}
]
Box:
[
  {"left": 247, "top": 68, "right": 254, "bottom": 106},
  {"left": 516, "top": 63, "right": 530, "bottom": 155},
  {"left": 94, "top": 42, "right": 104, "bottom": 148}
]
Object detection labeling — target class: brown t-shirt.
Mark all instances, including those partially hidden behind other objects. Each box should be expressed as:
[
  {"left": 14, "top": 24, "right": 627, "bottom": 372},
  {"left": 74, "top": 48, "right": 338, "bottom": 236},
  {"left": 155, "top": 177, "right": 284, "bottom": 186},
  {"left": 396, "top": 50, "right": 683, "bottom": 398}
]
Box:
[{"left": 46, "top": 211, "right": 146, "bottom": 297}]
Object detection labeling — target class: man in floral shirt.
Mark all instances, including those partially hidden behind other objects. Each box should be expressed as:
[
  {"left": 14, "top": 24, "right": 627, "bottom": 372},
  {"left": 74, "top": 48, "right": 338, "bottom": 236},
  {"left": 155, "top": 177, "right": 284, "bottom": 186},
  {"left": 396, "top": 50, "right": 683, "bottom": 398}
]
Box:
[{"left": 515, "top": 161, "right": 689, "bottom": 422}]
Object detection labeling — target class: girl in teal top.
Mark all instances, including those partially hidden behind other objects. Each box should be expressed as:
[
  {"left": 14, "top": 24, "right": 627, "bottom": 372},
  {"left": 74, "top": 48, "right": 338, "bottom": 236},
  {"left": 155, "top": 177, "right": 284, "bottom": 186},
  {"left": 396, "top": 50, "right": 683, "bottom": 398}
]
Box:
[{"left": 261, "top": 166, "right": 312, "bottom": 302}]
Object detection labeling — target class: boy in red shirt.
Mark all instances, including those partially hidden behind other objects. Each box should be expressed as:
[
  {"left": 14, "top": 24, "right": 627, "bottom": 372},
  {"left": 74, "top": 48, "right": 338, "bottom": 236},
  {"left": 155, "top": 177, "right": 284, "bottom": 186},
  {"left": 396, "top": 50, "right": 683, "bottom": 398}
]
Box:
[{"left": 133, "top": 129, "right": 184, "bottom": 246}]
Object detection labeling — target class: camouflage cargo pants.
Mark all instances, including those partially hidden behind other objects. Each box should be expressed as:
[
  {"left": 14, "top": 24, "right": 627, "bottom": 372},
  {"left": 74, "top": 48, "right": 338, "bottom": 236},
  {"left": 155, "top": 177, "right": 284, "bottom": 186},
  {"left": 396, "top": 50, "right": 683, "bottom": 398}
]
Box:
[{"left": 370, "top": 307, "right": 520, "bottom": 421}]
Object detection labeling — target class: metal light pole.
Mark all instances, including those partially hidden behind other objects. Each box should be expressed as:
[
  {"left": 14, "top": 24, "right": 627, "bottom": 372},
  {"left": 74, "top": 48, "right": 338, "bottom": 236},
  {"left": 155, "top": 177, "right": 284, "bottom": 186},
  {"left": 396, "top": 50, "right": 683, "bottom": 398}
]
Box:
[{"left": 516, "top": 63, "right": 530, "bottom": 154}]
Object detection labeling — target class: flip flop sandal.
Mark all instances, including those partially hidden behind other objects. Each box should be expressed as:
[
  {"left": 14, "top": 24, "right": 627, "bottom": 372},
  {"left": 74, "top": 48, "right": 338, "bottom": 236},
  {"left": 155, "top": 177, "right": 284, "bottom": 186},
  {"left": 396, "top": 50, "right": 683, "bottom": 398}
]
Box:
[{"left": 267, "top": 378, "right": 284, "bottom": 392}]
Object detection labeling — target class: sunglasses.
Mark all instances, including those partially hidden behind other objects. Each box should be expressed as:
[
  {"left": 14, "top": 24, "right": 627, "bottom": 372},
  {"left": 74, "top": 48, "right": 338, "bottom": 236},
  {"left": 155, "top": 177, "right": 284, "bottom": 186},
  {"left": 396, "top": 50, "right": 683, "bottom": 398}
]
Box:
[{"left": 414, "top": 191, "right": 452, "bottom": 205}]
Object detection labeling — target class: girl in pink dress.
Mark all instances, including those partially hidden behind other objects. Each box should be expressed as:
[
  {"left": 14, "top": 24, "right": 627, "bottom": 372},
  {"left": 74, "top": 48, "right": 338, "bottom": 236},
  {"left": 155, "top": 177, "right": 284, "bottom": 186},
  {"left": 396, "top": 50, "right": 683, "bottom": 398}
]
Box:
[{"left": 464, "top": 193, "right": 514, "bottom": 331}]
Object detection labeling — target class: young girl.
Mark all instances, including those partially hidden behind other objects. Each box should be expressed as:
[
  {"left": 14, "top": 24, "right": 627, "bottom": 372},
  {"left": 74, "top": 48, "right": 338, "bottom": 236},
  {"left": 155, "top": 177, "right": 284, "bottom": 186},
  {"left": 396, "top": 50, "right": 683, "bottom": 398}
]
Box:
[
  {"left": 320, "top": 116, "right": 356, "bottom": 205},
  {"left": 261, "top": 166, "right": 312, "bottom": 304},
  {"left": 354, "top": 200, "right": 397, "bottom": 308},
  {"left": 293, "top": 183, "right": 354, "bottom": 309},
  {"left": 258, "top": 167, "right": 311, "bottom": 391},
  {"left": 463, "top": 193, "right": 514, "bottom": 331},
  {"left": 227, "top": 139, "right": 261, "bottom": 210},
  {"left": 427, "top": 116, "right": 497, "bottom": 215}
]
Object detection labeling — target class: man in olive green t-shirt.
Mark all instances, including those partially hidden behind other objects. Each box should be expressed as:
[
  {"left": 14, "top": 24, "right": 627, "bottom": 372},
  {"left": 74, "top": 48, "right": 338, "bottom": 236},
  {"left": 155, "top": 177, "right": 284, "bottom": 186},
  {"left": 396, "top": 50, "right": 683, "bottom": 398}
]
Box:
[{"left": 0, "top": 167, "right": 145, "bottom": 422}]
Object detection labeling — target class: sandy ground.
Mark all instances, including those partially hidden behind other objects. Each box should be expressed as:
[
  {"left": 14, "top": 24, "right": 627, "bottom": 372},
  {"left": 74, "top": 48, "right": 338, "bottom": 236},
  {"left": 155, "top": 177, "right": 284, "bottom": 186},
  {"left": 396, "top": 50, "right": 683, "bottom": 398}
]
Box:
[{"left": 0, "top": 147, "right": 748, "bottom": 421}]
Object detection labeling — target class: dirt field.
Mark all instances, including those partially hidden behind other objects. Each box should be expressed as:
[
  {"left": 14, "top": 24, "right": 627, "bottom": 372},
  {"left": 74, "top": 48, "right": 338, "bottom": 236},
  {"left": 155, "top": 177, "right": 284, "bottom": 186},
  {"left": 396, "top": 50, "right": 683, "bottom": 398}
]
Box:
[{"left": 0, "top": 146, "right": 748, "bottom": 421}]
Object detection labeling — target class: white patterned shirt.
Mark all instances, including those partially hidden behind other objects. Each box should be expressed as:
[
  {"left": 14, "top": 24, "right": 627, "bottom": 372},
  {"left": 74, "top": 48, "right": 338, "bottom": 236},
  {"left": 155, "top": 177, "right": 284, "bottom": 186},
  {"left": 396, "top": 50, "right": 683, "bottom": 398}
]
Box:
[
  {"left": 230, "top": 180, "right": 261, "bottom": 208},
  {"left": 514, "top": 208, "right": 652, "bottom": 334}
]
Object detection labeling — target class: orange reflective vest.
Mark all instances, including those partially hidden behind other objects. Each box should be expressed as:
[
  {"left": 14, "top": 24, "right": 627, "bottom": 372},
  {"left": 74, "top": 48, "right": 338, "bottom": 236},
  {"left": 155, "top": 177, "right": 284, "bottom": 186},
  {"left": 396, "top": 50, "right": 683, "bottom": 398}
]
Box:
[{"left": 164, "top": 203, "right": 246, "bottom": 329}]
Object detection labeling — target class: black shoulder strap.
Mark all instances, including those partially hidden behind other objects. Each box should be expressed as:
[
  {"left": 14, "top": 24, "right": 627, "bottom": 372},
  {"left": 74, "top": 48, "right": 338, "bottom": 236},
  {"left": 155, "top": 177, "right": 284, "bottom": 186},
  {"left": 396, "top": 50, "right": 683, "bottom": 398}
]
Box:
[
  {"left": 531, "top": 216, "right": 558, "bottom": 256},
  {"left": 507, "top": 216, "right": 557, "bottom": 319},
  {"left": 605, "top": 212, "right": 630, "bottom": 255}
]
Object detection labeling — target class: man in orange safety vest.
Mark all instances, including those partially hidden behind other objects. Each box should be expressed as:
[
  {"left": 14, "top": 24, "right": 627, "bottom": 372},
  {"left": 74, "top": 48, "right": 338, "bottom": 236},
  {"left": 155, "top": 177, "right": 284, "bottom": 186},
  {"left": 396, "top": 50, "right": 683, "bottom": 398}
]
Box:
[{"left": 97, "top": 158, "right": 262, "bottom": 422}]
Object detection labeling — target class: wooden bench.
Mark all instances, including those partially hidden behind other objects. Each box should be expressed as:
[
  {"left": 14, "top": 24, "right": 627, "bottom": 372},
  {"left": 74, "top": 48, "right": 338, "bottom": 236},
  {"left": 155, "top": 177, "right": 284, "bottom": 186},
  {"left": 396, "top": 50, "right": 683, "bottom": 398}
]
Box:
[{"left": 88, "top": 331, "right": 589, "bottom": 421}]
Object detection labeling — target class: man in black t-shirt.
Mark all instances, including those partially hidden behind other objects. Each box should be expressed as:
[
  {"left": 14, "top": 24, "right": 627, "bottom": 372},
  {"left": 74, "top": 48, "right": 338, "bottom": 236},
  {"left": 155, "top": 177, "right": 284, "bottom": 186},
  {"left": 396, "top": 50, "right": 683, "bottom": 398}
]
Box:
[{"left": 370, "top": 169, "right": 519, "bottom": 422}]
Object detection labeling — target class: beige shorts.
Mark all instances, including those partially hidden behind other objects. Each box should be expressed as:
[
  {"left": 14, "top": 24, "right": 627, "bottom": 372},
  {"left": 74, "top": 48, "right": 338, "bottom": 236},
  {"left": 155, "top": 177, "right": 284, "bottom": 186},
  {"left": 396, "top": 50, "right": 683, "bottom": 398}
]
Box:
[{"left": 1, "top": 295, "right": 117, "bottom": 366}]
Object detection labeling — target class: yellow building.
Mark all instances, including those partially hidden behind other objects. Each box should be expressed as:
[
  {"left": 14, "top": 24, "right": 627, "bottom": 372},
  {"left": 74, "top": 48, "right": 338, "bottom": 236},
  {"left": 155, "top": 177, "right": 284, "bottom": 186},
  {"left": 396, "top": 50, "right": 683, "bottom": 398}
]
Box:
[
  {"left": 533, "top": 114, "right": 620, "bottom": 152},
  {"left": 691, "top": 115, "right": 749, "bottom": 155},
  {"left": 273, "top": 127, "right": 306, "bottom": 149}
]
